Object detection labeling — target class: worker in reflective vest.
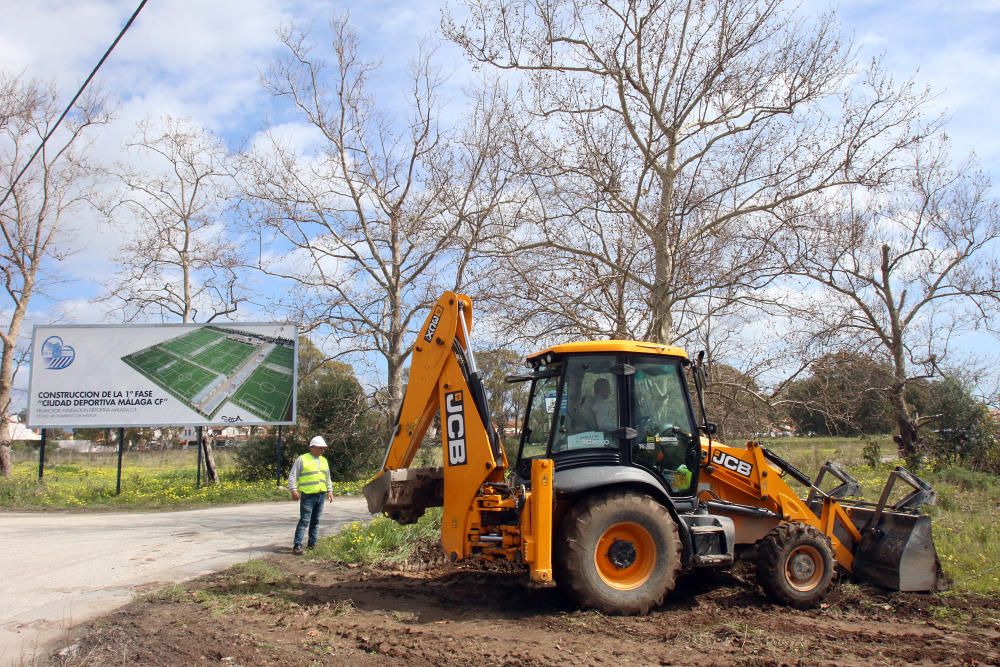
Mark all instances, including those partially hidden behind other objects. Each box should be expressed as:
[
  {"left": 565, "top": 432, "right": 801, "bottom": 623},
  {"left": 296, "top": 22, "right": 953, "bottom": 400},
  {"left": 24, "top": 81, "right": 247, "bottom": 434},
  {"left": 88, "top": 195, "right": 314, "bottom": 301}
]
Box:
[{"left": 288, "top": 435, "right": 333, "bottom": 555}]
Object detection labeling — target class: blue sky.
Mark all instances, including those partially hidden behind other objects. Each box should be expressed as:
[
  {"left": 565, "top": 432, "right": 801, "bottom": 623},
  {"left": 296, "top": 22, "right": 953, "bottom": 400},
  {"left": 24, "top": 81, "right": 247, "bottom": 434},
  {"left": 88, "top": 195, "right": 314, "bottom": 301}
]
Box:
[
  {"left": 830, "top": 0, "right": 1000, "bottom": 174},
  {"left": 1, "top": 0, "right": 998, "bottom": 399}
]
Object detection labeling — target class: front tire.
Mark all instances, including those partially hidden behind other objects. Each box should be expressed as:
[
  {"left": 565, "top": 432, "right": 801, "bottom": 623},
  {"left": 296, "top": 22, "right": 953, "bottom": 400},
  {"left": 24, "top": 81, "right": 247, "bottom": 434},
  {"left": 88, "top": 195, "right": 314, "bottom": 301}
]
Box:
[
  {"left": 559, "top": 491, "right": 682, "bottom": 614},
  {"left": 755, "top": 522, "right": 835, "bottom": 609}
]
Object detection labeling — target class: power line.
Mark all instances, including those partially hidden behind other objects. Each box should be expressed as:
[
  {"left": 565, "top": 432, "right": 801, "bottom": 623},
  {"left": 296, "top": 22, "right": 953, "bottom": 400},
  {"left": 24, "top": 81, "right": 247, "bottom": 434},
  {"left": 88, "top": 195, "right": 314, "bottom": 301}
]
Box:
[{"left": 0, "top": 0, "right": 150, "bottom": 211}]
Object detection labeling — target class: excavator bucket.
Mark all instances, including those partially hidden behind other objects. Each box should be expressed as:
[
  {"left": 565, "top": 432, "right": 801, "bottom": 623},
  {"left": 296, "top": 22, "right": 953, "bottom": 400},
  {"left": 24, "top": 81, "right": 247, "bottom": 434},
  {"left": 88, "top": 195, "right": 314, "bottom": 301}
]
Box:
[
  {"left": 363, "top": 467, "right": 444, "bottom": 525},
  {"left": 842, "top": 467, "right": 946, "bottom": 592}
]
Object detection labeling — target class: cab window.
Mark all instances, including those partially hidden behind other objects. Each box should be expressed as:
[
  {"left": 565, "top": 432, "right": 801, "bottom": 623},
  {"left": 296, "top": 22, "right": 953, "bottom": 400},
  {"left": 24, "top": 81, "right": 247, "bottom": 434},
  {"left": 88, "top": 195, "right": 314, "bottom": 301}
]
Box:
[
  {"left": 632, "top": 358, "right": 696, "bottom": 494},
  {"left": 552, "top": 355, "right": 619, "bottom": 452},
  {"left": 520, "top": 374, "right": 559, "bottom": 460}
]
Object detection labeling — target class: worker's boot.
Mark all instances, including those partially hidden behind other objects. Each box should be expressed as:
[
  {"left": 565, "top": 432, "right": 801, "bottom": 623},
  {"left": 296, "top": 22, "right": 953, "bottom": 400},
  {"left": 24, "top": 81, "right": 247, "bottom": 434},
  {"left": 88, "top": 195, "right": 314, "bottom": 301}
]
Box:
[{"left": 292, "top": 545, "right": 304, "bottom": 556}]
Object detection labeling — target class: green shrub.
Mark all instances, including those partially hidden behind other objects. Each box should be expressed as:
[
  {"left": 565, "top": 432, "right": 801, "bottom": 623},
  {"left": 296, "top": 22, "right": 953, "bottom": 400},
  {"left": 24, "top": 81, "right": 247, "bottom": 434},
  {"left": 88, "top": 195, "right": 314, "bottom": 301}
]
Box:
[
  {"left": 920, "top": 376, "right": 1000, "bottom": 474},
  {"left": 235, "top": 435, "right": 381, "bottom": 483},
  {"left": 861, "top": 438, "right": 883, "bottom": 468},
  {"left": 235, "top": 436, "right": 307, "bottom": 482}
]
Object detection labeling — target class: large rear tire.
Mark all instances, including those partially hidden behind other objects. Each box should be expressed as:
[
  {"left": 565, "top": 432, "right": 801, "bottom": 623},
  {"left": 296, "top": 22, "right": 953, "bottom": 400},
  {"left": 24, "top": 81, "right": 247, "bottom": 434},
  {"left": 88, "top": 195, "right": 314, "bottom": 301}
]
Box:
[
  {"left": 755, "top": 522, "right": 835, "bottom": 609},
  {"left": 559, "top": 491, "right": 682, "bottom": 614}
]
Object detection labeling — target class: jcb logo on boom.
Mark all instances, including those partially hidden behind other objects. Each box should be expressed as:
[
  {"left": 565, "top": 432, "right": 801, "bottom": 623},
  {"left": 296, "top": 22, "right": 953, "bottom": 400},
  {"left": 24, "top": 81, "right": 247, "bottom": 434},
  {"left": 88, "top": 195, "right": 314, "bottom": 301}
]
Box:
[
  {"left": 445, "top": 391, "right": 467, "bottom": 466},
  {"left": 424, "top": 306, "right": 444, "bottom": 342},
  {"left": 711, "top": 450, "right": 753, "bottom": 477}
]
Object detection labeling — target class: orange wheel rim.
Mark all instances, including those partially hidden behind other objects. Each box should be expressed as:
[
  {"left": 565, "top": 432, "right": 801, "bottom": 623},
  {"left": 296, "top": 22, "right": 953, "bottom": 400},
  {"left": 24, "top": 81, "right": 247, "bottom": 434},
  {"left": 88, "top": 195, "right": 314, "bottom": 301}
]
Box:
[
  {"left": 785, "top": 545, "right": 824, "bottom": 592},
  {"left": 594, "top": 522, "right": 656, "bottom": 590}
]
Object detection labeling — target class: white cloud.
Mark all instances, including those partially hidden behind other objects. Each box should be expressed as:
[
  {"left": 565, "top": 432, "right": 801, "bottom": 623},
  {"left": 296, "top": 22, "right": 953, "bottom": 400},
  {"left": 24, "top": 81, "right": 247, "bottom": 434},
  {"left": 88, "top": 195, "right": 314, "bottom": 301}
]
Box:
[{"left": 248, "top": 121, "right": 326, "bottom": 156}]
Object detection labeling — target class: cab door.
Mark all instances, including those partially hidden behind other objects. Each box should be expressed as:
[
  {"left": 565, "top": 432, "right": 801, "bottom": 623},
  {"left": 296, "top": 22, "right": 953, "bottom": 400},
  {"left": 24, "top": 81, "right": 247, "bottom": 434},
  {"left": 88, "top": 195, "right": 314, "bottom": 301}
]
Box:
[{"left": 627, "top": 355, "right": 701, "bottom": 496}]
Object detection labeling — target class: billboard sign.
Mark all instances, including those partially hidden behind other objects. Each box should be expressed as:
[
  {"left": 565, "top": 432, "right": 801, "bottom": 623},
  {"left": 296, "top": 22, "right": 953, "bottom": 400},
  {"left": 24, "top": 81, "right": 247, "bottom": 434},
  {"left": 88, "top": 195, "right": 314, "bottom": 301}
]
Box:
[{"left": 27, "top": 323, "right": 298, "bottom": 427}]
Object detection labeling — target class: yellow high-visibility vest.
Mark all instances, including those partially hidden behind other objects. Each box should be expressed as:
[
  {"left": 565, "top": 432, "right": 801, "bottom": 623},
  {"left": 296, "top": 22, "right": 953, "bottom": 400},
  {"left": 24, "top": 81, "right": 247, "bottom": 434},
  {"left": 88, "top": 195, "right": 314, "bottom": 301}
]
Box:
[{"left": 297, "top": 454, "right": 330, "bottom": 494}]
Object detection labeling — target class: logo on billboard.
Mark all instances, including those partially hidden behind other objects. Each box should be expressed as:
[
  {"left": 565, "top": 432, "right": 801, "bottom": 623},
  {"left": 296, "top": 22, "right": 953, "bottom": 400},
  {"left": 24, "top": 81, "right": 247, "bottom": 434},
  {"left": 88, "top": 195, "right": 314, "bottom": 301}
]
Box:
[{"left": 41, "top": 336, "right": 75, "bottom": 370}]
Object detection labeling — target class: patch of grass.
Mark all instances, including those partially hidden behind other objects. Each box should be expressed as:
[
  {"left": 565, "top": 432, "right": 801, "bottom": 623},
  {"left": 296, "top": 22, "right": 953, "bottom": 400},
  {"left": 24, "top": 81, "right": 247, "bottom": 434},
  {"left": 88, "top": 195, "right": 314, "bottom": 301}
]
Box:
[
  {"left": 330, "top": 480, "right": 364, "bottom": 496},
  {"left": 0, "top": 448, "right": 365, "bottom": 510},
  {"left": 330, "top": 599, "right": 356, "bottom": 616},
  {"left": 929, "top": 604, "right": 971, "bottom": 623},
  {"left": 311, "top": 508, "right": 442, "bottom": 565},
  {"left": 764, "top": 435, "right": 884, "bottom": 471},
  {"left": 143, "top": 583, "right": 189, "bottom": 603},
  {"left": 230, "top": 559, "right": 288, "bottom": 585},
  {"left": 929, "top": 466, "right": 1000, "bottom": 493},
  {"left": 194, "top": 561, "right": 301, "bottom": 618},
  {"left": 193, "top": 589, "right": 247, "bottom": 617},
  {"left": 0, "top": 461, "right": 289, "bottom": 509},
  {"left": 922, "top": 469, "right": 1000, "bottom": 595}
]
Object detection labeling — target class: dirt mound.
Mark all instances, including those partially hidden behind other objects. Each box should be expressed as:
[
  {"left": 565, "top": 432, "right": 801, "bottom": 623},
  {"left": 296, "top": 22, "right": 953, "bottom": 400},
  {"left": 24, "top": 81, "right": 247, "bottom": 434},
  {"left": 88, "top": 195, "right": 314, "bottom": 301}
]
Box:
[{"left": 52, "top": 557, "right": 1000, "bottom": 666}]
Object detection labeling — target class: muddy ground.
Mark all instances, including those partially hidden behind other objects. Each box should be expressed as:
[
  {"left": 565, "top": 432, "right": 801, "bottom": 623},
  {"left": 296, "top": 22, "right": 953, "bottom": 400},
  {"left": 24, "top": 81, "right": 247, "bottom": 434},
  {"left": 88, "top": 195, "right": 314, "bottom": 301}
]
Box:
[{"left": 50, "top": 554, "right": 1000, "bottom": 666}]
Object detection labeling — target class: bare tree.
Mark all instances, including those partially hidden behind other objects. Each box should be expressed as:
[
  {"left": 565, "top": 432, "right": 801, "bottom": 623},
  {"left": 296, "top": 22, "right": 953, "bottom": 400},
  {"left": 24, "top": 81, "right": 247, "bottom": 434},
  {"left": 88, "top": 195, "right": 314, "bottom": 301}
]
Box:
[
  {"left": 103, "top": 116, "right": 245, "bottom": 483},
  {"left": 787, "top": 137, "right": 1000, "bottom": 461},
  {"left": 242, "top": 17, "right": 514, "bottom": 422},
  {"left": 446, "top": 0, "right": 932, "bottom": 344},
  {"left": 0, "top": 75, "right": 108, "bottom": 476},
  {"left": 105, "top": 116, "right": 244, "bottom": 324}
]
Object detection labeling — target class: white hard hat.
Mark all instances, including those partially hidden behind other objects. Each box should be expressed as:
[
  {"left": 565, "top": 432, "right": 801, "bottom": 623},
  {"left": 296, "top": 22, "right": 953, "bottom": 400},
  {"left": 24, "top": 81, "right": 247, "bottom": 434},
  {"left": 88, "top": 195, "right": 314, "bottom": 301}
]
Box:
[{"left": 309, "top": 436, "right": 328, "bottom": 448}]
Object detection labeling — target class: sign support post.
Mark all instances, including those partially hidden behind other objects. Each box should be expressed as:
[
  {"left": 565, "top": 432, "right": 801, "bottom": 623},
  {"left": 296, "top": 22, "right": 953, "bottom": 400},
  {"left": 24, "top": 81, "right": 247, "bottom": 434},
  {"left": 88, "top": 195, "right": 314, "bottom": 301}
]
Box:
[
  {"left": 275, "top": 425, "right": 284, "bottom": 487},
  {"left": 115, "top": 427, "right": 124, "bottom": 495},
  {"left": 196, "top": 425, "right": 203, "bottom": 489},
  {"left": 37, "top": 428, "right": 46, "bottom": 481}
]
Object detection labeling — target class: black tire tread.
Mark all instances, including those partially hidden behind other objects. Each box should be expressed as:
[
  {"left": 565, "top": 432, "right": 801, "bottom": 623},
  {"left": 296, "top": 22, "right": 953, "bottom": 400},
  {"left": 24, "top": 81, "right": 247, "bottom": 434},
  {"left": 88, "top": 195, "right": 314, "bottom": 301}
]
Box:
[
  {"left": 560, "top": 491, "right": 682, "bottom": 615},
  {"left": 755, "top": 522, "right": 835, "bottom": 610}
]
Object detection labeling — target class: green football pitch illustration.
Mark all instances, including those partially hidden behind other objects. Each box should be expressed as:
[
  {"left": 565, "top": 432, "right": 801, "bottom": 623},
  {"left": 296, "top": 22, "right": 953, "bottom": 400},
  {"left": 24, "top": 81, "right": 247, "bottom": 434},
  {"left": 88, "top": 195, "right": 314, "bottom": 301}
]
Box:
[{"left": 122, "top": 327, "right": 294, "bottom": 422}]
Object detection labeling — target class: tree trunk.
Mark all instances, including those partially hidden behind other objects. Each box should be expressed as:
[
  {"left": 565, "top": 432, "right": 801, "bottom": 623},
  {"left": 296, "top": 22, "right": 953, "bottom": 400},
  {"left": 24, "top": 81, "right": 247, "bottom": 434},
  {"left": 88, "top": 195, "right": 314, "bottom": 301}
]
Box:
[
  {"left": 202, "top": 436, "right": 219, "bottom": 484},
  {"left": 894, "top": 413, "right": 920, "bottom": 465},
  {"left": 648, "top": 140, "right": 678, "bottom": 344},
  {"left": 0, "top": 286, "right": 31, "bottom": 478},
  {"left": 883, "top": 246, "right": 920, "bottom": 466},
  {"left": 649, "top": 255, "right": 675, "bottom": 344},
  {"left": 385, "top": 281, "right": 405, "bottom": 435},
  {"left": 386, "top": 352, "right": 405, "bottom": 435},
  {"left": 0, "top": 414, "right": 11, "bottom": 476},
  {"left": 890, "top": 351, "right": 920, "bottom": 465},
  {"left": 0, "top": 411, "right": 10, "bottom": 477}
]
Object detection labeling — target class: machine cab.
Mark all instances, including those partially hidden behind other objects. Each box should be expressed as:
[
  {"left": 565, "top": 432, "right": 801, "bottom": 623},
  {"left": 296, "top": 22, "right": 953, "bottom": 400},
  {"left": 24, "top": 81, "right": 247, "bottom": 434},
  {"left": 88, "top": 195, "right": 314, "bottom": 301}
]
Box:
[{"left": 515, "top": 341, "right": 702, "bottom": 497}]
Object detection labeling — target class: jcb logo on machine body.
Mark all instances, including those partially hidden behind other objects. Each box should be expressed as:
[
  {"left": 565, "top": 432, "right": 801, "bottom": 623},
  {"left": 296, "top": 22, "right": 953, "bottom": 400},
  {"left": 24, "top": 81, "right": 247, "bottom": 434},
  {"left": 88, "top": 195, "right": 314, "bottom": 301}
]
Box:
[
  {"left": 711, "top": 450, "right": 753, "bottom": 477},
  {"left": 445, "top": 391, "right": 467, "bottom": 466},
  {"left": 424, "top": 306, "right": 444, "bottom": 342}
]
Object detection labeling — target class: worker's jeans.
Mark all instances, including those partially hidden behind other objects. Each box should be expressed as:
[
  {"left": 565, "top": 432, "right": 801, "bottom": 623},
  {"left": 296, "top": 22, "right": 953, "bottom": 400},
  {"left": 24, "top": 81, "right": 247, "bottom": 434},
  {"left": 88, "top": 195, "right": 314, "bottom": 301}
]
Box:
[{"left": 294, "top": 492, "right": 326, "bottom": 548}]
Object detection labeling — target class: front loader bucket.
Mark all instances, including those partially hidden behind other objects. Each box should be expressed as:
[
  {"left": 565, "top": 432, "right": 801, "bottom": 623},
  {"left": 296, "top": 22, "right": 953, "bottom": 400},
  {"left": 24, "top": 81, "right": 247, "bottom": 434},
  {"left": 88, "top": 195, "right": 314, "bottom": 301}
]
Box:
[
  {"left": 363, "top": 467, "right": 444, "bottom": 525},
  {"left": 844, "top": 467, "right": 946, "bottom": 592},
  {"left": 849, "top": 506, "right": 944, "bottom": 591}
]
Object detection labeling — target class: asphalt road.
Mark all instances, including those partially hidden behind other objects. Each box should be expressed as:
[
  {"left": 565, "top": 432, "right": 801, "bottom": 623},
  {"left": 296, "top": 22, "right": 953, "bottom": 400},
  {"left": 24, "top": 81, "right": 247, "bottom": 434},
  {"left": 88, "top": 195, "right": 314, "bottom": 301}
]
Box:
[{"left": 0, "top": 498, "right": 371, "bottom": 665}]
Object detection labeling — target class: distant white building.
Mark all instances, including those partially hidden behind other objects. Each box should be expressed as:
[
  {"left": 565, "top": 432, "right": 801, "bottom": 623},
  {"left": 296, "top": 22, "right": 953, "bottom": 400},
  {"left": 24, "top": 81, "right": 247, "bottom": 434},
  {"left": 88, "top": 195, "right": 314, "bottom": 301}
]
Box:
[{"left": 4, "top": 415, "right": 40, "bottom": 441}]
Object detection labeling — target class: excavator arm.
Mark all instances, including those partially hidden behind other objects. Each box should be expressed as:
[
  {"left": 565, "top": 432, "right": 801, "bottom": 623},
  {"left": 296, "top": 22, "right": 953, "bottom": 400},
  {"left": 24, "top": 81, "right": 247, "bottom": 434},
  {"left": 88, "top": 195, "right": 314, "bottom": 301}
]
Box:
[{"left": 363, "top": 291, "right": 552, "bottom": 584}]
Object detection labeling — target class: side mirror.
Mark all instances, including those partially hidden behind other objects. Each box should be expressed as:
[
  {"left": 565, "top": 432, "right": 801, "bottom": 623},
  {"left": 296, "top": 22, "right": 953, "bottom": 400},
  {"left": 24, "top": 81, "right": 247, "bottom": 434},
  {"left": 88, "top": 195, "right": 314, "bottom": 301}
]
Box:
[{"left": 700, "top": 422, "right": 717, "bottom": 435}]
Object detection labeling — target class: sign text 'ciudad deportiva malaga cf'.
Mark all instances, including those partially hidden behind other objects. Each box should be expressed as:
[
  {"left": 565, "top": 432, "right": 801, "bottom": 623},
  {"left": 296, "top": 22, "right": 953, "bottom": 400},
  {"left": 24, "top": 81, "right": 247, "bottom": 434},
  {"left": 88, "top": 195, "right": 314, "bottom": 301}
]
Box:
[{"left": 27, "top": 323, "right": 298, "bottom": 428}]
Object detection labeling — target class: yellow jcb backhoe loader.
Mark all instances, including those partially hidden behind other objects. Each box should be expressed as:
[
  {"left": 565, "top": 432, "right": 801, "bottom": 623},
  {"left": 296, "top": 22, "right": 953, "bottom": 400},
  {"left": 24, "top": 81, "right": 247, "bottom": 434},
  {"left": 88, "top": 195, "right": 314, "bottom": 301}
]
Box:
[{"left": 364, "top": 292, "right": 944, "bottom": 613}]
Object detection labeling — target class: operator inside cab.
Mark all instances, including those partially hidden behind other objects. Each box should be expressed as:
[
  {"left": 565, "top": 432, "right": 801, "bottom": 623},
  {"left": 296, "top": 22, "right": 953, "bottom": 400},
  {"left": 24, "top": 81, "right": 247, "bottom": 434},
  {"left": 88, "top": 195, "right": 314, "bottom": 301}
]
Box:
[
  {"left": 589, "top": 378, "right": 616, "bottom": 431},
  {"left": 555, "top": 356, "right": 619, "bottom": 450}
]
